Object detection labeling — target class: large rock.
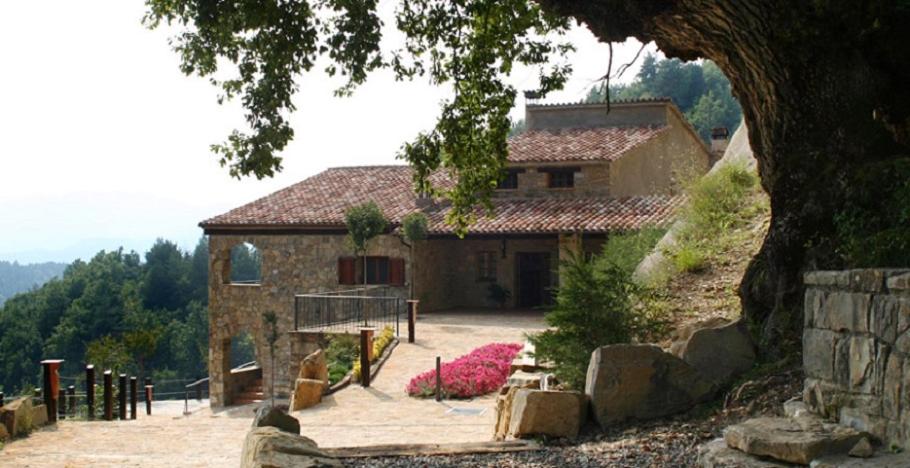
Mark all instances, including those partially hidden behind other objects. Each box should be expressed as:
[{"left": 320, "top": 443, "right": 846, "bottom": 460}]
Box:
[
  {"left": 507, "top": 389, "right": 586, "bottom": 439},
  {"left": 0, "top": 422, "right": 8, "bottom": 441},
  {"left": 697, "top": 438, "right": 792, "bottom": 468},
  {"left": 298, "top": 349, "right": 328, "bottom": 387},
  {"left": 240, "top": 426, "right": 340, "bottom": 468},
  {"left": 669, "top": 317, "right": 730, "bottom": 358},
  {"left": 811, "top": 450, "right": 910, "bottom": 467},
  {"left": 0, "top": 396, "right": 33, "bottom": 437},
  {"left": 681, "top": 319, "right": 756, "bottom": 386},
  {"left": 493, "top": 386, "right": 521, "bottom": 441},
  {"left": 586, "top": 344, "right": 714, "bottom": 427},
  {"left": 724, "top": 416, "right": 868, "bottom": 465},
  {"left": 252, "top": 406, "right": 300, "bottom": 435},
  {"left": 30, "top": 404, "right": 48, "bottom": 428},
  {"left": 289, "top": 378, "right": 324, "bottom": 411}
]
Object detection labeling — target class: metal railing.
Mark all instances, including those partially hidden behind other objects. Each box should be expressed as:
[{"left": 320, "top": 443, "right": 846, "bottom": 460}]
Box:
[{"left": 294, "top": 286, "right": 402, "bottom": 335}]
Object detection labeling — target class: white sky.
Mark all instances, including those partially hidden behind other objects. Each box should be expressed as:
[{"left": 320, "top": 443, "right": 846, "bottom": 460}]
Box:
[{"left": 0, "top": 1, "right": 654, "bottom": 263}]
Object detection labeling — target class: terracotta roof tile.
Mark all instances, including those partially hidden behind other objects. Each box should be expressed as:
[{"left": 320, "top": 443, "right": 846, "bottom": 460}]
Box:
[
  {"left": 201, "top": 166, "right": 682, "bottom": 234},
  {"left": 507, "top": 126, "right": 667, "bottom": 163},
  {"left": 424, "top": 196, "right": 683, "bottom": 234}
]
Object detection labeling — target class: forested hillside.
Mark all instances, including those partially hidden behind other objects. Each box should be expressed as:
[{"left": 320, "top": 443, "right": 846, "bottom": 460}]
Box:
[
  {"left": 586, "top": 54, "right": 742, "bottom": 142},
  {"left": 0, "top": 238, "right": 260, "bottom": 394},
  {"left": 0, "top": 260, "right": 68, "bottom": 306}
]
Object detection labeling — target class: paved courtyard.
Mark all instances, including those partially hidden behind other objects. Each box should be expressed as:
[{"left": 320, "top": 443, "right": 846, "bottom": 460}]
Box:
[{"left": 1, "top": 310, "right": 546, "bottom": 467}]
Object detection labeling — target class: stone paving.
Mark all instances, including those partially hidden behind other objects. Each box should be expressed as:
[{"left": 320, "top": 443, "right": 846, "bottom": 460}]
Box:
[{"left": 0, "top": 310, "right": 546, "bottom": 467}]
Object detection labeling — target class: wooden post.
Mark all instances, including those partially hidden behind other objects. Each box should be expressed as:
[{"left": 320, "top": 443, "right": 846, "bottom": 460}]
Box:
[
  {"left": 103, "top": 371, "right": 113, "bottom": 421},
  {"left": 129, "top": 377, "right": 137, "bottom": 420},
  {"left": 85, "top": 365, "right": 95, "bottom": 420},
  {"left": 145, "top": 385, "right": 153, "bottom": 416},
  {"left": 67, "top": 385, "right": 75, "bottom": 417},
  {"left": 41, "top": 359, "right": 63, "bottom": 424},
  {"left": 58, "top": 389, "right": 66, "bottom": 420},
  {"left": 435, "top": 356, "right": 442, "bottom": 402},
  {"left": 407, "top": 300, "right": 418, "bottom": 344},
  {"left": 0, "top": 391, "right": 4, "bottom": 408},
  {"left": 359, "top": 328, "right": 373, "bottom": 388},
  {"left": 118, "top": 374, "right": 127, "bottom": 420}
]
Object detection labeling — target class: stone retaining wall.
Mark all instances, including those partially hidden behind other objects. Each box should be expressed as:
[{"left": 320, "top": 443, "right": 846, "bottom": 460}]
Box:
[{"left": 803, "top": 269, "right": 910, "bottom": 449}]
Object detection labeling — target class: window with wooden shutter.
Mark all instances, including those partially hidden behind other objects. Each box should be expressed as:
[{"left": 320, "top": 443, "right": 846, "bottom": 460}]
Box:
[
  {"left": 389, "top": 258, "right": 406, "bottom": 286},
  {"left": 338, "top": 257, "right": 356, "bottom": 285}
]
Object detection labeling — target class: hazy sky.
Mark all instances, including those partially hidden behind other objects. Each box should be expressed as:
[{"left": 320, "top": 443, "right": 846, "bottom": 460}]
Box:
[{"left": 0, "top": 1, "right": 654, "bottom": 263}]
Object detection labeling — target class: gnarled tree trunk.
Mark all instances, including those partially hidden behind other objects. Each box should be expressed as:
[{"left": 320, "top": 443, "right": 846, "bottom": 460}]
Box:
[{"left": 541, "top": 0, "right": 910, "bottom": 355}]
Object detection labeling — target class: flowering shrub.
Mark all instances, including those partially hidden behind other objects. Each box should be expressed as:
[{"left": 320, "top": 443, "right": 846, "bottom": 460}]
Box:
[{"left": 406, "top": 343, "right": 522, "bottom": 399}]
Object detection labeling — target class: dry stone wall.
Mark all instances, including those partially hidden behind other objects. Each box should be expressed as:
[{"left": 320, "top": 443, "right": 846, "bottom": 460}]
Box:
[{"left": 803, "top": 269, "right": 910, "bottom": 449}]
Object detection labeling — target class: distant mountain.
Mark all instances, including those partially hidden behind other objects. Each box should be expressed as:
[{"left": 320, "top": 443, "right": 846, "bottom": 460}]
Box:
[{"left": 0, "top": 261, "right": 68, "bottom": 306}]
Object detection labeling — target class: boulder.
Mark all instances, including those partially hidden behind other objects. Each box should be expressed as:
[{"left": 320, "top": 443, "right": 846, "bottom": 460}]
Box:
[
  {"left": 0, "top": 396, "right": 33, "bottom": 437},
  {"left": 252, "top": 406, "right": 300, "bottom": 435},
  {"left": 697, "top": 438, "right": 792, "bottom": 468},
  {"left": 289, "top": 378, "right": 324, "bottom": 411},
  {"left": 848, "top": 437, "right": 874, "bottom": 458},
  {"left": 724, "top": 416, "right": 868, "bottom": 465},
  {"left": 507, "top": 389, "right": 586, "bottom": 439},
  {"left": 30, "top": 404, "right": 48, "bottom": 428},
  {"left": 0, "top": 422, "right": 8, "bottom": 441},
  {"left": 681, "top": 319, "right": 756, "bottom": 386},
  {"left": 586, "top": 344, "right": 714, "bottom": 427},
  {"left": 240, "top": 426, "right": 341, "bottom": 468},
  {"left": 493, "top": 386, "right": 520, "bottom": 441},
  {"left": 669, "top": 317, "right": 731, "bottom": 358},
  {"left": 298, "top": 349, "right": 329, "bottom": 387}
]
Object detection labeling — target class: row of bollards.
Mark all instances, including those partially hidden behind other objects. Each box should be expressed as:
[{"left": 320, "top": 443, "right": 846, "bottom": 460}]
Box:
[{"left": 39, "top": 360, "right": 153, "bottom": 423}]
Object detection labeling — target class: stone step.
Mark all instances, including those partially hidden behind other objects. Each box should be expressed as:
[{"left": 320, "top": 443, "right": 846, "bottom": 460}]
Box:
[
  {"left": 722, "top": 416, "right": 868, "bottom": 465},
  {"left": 699, "top": 437, "right": 910, "bottom": 468}
]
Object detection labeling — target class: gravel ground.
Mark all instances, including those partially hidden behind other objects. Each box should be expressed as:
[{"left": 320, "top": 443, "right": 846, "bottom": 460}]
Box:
[{"left": 345, "top": 367, "right": 803, "bottom": 468}]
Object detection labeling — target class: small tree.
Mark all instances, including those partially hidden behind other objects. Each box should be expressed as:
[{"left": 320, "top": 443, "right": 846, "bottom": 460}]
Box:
[
  {"left": 529, "top": 251, "right": 662, "bottom": 390},
  {"left": 401, "top": 212, "right": 428, "bottom": 298},
  {"left": 344, "top": 202, "right": 389, "bottom": 288},
  {"left": 262, "top": 311, "right": 279, "bottom": 407}
]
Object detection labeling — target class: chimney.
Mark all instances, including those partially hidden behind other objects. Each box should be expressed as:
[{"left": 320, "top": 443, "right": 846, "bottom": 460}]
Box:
[{"left": 710, "top": 127, "right": 730, "bottom": 159}]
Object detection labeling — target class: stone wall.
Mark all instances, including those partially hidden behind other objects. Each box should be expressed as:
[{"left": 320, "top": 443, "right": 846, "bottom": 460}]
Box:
[
  {"left": 802, "top": 269, "right": 910, "bottom": 449},
  {"left": 208, "top": 233, "right": 410, "bottom": 406}
]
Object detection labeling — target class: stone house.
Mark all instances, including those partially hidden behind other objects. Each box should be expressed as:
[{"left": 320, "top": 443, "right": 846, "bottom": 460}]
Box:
[{"left": 200, "top": 98, "right": 713, "bottom": 406}]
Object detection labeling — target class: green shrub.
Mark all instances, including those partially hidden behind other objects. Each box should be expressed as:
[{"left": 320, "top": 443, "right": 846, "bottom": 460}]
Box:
[
  {"left": 486, "top": 283, "right": 511, "bottom": 308},
  {"left": 683, "top": 163, "right": 758, "bottom": 236},
  {"left": 599, "top": 227, "right": 666, "bottom": 276},
  {"left": 529, "top": 252, "right": 667, "bottom": 389},
  {"left": 324, "top": 334, "right": 359, "bottom": 385},
  {"left": 674, "top": 245, "right": 707, "bottom": 272}
]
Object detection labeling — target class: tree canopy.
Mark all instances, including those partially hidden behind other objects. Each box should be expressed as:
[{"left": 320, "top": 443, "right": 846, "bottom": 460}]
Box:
[
  {"left": 586, "top": 54, "right": 741, "bottom": 142},
  {"left": 0, "top": 238, "right": 218, "bottom": 394}
]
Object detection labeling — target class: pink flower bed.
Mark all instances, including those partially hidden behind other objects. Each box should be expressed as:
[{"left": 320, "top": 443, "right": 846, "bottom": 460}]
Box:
[{"left": 406, "top": 342, "right": 523, "bottom": 398}]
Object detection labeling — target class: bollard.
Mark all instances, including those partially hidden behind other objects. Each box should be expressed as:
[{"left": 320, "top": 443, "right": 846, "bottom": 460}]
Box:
[
  {"left": 0, "top": 391, "right": 4, "bottom": 408},
  {"left": 41, "top": 359, "right": 64, "bottom": 423},
  {"left": 359, "top": 328, "right": 373, "bottom": 388},
  {"left": 129, "top": 377, "right": 137, "bottom": 420},
  {"left": 103, "top": 371, "right": 113, "bottom": 421},
  {"left": 67, "top": 385, "right": 75, "bottom": 417},
  {"left": 58, "top": 389, "right": 66, "bottom": 420},
  {"left": 86, "top": 365, "right": 95, "bottom": 420},
  {"left": 407, "top": 300, "right": 418, "bottom": 343},
  {"left": 145, "top": 385, "right": 153, "bottom": 416},
  {"left": 118, "top": 374, "right": 127, "bottom": 420},
  {"left": 435, "top": 356, "right": 442, "bottom": 402}
]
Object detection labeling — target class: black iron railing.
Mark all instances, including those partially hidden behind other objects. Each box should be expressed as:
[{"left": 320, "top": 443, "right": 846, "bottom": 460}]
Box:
[{"left": 294, "top": 286, "right": 402, "bottom": 335}]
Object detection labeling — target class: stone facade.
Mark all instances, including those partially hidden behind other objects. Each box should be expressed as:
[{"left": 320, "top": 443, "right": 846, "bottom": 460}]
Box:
[
  {"left": 802, "top": 269, "right": 910, "bottom": 449},
  {"left": 208, "top": 233, "right": 409, "bottom": 406}
]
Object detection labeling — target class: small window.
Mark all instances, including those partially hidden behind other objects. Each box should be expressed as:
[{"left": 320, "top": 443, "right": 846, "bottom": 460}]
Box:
[
  {"left": 548, "top": 169, "right": 575, "bottom": 188},
  {"left": 497, "top": 170, "right": 520, "bottom": 190},
  {"left": 477, "top": 251, "right": 497, "bottom": 282},
  {"left": 365, "top": 256, "right": 390, "bottom": 285}
]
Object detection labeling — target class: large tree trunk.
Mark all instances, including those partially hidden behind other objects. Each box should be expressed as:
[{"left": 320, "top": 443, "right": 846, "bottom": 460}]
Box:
[{"left": 541, "top": 0, "right": 910, "bottom": 355}]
